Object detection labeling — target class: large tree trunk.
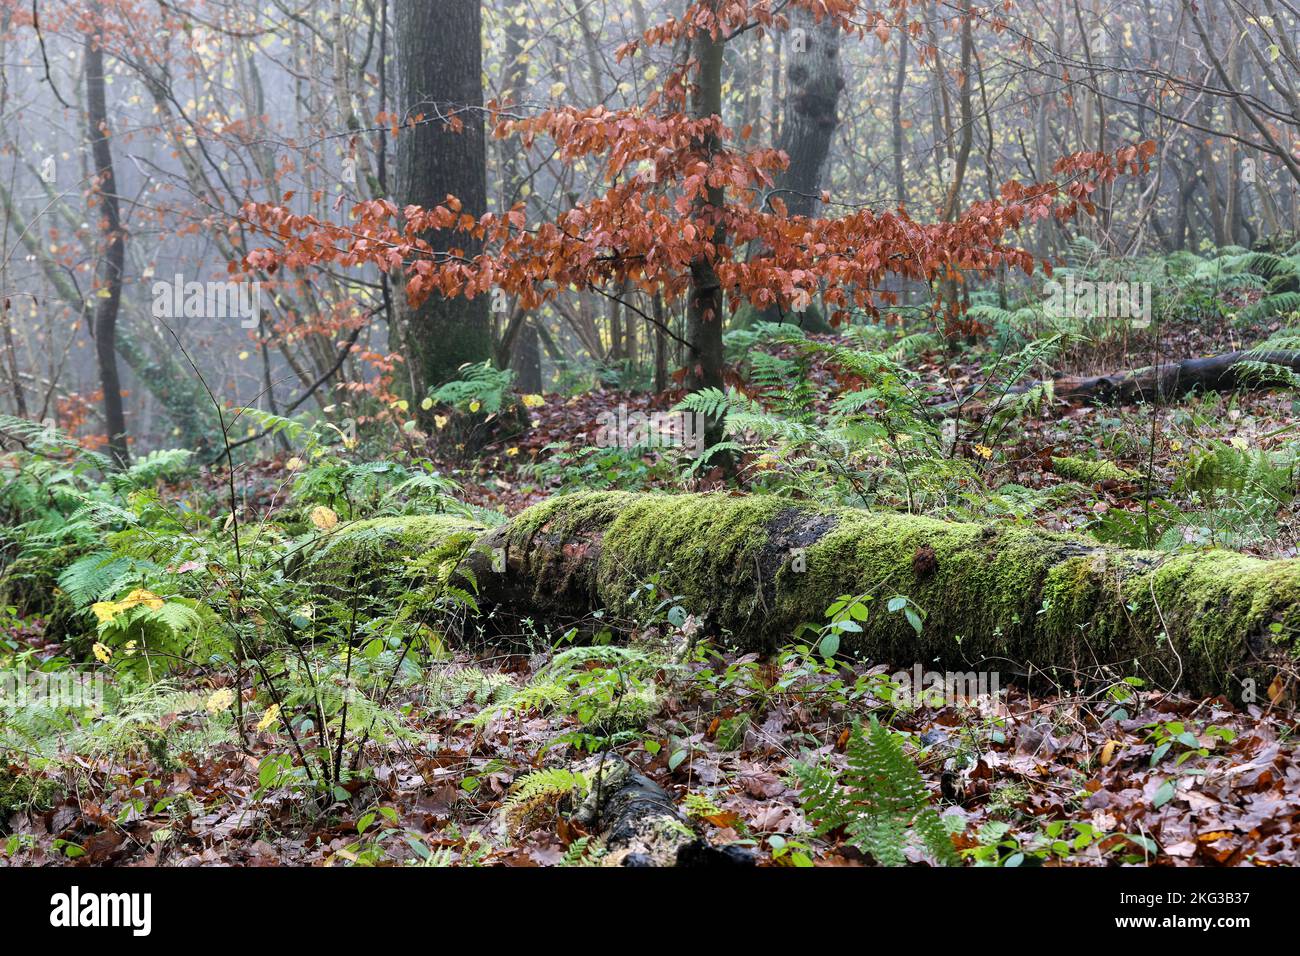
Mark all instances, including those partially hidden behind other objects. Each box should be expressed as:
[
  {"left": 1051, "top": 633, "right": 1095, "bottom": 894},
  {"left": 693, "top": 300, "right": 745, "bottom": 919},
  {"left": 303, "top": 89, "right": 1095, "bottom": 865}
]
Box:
[
  {"left": 1050, "top": 350, "right": 1300, "bottom": 404},
  {"left": 394, "top": 0, "right": 491, "bottom": 399},
  {"left": 316, "top": 492, "right": 1300, "bottom": 700},
  {"left": 773, "top": 8, "right": 843, "bottom": 221},
  {"left": 85, "top": 19, "right": 129, "bottom": 467}
]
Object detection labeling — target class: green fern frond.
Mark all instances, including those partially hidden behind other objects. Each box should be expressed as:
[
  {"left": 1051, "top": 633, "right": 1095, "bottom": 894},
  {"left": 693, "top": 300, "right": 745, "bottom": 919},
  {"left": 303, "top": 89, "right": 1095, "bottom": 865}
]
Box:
[
  {"left": 500, "top": 767, "right": 589, "bottom": 831},
  {"left": 794, "top": 719, "right": 959, "bottom": 867}
]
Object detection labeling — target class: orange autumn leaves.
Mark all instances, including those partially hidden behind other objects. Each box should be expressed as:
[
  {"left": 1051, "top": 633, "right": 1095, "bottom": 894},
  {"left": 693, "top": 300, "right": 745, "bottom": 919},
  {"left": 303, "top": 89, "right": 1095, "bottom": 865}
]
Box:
[
  {"left": 236, "top": 0, "right": 1155, "bottom": 333},
  {"left": 240, "top": 134, "right": 1151, "bottom": 329}
]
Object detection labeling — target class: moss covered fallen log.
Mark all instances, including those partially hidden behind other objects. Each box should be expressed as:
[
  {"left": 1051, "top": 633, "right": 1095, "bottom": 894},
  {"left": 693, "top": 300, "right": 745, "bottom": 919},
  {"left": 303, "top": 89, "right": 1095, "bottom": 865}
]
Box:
[{"left": 313, "top": 492, "right": 1300, "bottom": 700}]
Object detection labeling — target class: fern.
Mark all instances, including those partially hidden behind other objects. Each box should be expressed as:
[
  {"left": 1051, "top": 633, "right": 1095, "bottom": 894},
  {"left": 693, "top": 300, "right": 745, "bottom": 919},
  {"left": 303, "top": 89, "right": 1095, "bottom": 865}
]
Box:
[
  {"left": 428, "top": 361, "right": 515, "bottom": 414},
  {"left": 1237, "top": 291, "right": 1300, "bottom": 325},
  {"left": 794, "top": 719, "right": 959, "bottom": 866},
  {"left": 499, "top": 768, "right": 589, "bottom": 831}
]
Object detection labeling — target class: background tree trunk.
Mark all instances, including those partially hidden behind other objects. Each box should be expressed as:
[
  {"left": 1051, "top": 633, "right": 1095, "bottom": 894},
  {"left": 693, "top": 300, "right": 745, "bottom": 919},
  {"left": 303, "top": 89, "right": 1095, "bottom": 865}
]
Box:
[
  {"left": 773, "top": 8, "right": 843, "bottom": 221},
  {"left": 751, "top": 7, "right": 844, "bottom": 329},
  {"left": 394, "top": 0, "right": 491, "bottom": 400},
  {"left": 85, "top": 20, "right": 129, "bottom": 467},
  {"left": 509, "top": 318, "right": 543, "bottom": 393},
  {"left": 685, "top": 15, "right": 727, "bottom": 431}
]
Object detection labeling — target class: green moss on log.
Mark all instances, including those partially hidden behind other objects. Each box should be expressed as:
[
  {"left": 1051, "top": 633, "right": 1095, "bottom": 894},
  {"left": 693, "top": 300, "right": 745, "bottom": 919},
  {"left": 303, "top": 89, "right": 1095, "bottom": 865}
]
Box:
[
  {"left": 1051, "top": 455, "right": 1140, "bottom": 483},
  {"left": 307, "top": 514, "right": 485, "bottom": 584},
  {"left": 0, "top": 766, "right": 62, "bottom": 821},
  {"left": 317, "top": 493, "right": 1300, "bottom": 699}
]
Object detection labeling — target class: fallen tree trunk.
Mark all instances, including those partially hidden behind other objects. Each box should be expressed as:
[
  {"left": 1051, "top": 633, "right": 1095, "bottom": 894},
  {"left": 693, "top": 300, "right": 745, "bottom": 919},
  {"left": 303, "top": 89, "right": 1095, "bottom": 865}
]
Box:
[
  {"left": 951, "top": 350, "right": 1300, "bottom": 415},
  {"left": 1047, "top": 349, "right": 1300, "bottom": 405},
  {"left": 314, "top": 492, "right": 1300, "bottom": 700}
]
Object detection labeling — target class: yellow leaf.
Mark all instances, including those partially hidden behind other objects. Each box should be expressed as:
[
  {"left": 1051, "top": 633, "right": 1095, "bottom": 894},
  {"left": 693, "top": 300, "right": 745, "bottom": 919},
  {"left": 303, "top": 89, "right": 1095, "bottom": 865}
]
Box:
[
  {"left": 434, "top": 415, "right": 448, "bottom": 430},
  {"left": 506, "top": 447, "right": 519, "bottom": 457},
  {"left": 1100, "top": 739, "right": 1118, "bottom": 766},
  {"left": 468, "top": 400, "right": 481, "bottom": 413},
  {"left": 285, "top": 456, "right": 303, "bottom": 471},
  {"left": 92, "top": 588, "right": 164, "bottom": 625},
  {"left": 420, "top": 397, "right": 434, "bottom": 411},
  {"left": 309, "top": 505, "right": 339, "bottom": 531},
  {"left": 91, "top": 601, "right": 122, "bottom": 625},
  {"left": 256, "top": 703, "right": 281, "bottom": 732},
  {"left": 92, "top": 642, "right": 113, "bottom": 663},
  {"left": 124, "top": 588, "right": 164, "bottom": 612},
  {"left": 973, "top": 443, "right": 993, "bottom": 460},
  {"left": 206, "top": 688, "right": 235, "bottom": 713},
  {"left": 1268, "top": 674, "right": 1286, "bottom": 703},
  {"left": 521, "top": 393, "right": 546, "bottom": 408}
]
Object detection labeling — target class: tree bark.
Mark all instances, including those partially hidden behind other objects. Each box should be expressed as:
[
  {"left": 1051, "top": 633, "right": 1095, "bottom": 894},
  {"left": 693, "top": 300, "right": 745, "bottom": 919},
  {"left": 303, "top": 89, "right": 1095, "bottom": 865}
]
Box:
[
  {"left": 85, "top": 21, "right": 129, "bottom": 467},
  {"left": 773, "top": 8, "right": 843, "bottom": 221},
  {"left": 316, "top": 492, "right": 1300, "bottom": 700},
  {"left": 686, "top": 15, "right": 727, "bottom": 450},
  {"left": 394, "top": 0, "right": 491, "bottom": 399},
  {"left": 750, "top": 7, "right": 844, "bottom": 329},
  {"left": 509, "top": 318, "right": 543, "bottom": 394}
]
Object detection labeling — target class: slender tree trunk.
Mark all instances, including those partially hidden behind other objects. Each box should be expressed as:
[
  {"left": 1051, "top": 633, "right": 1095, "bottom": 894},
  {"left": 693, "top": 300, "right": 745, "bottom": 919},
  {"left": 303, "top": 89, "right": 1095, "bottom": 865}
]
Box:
[
  {"left": 652, "top": 293, "right": 668, "bottom": 394},
  {"left": 753, "top": 9, "right": 842, "bottom": 328},
  {"left": 85, "top": 21, "right": 129, "bottom": 467},
  {"left": 393, "top": 0, "right": 490, "bottom": 400},
  {"left": 939, "top": 0, "right": 973, "bottom": 333},
  {"left": 685, "top": 19, "right": 726, "bottom": 404},
  {"left": 890, "top": 28, "right": 909, "bottom": 209}
]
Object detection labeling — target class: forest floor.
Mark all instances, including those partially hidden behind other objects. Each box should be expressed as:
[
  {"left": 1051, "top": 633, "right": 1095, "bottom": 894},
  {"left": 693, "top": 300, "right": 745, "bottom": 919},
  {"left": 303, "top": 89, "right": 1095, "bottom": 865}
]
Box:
[{"left": 3, "top": 309, "right": 1299, "bottom": 867}]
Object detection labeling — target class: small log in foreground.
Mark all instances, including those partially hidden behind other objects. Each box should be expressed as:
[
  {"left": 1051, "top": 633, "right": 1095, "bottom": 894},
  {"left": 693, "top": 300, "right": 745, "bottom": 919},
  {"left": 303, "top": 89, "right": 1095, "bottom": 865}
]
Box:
[
  {"left": 313, "top": 492, "right": 1300, "bottom": 700},
  {"left": 572, "top": 755, "right": 754, "bottom": 867}
]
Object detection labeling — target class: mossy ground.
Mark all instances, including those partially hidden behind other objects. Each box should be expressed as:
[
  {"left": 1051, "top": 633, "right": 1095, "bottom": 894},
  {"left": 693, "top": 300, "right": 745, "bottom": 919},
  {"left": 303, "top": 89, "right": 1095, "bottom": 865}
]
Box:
[{"left": 0, "top": 766, "right": 62, "bottom": 822}]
